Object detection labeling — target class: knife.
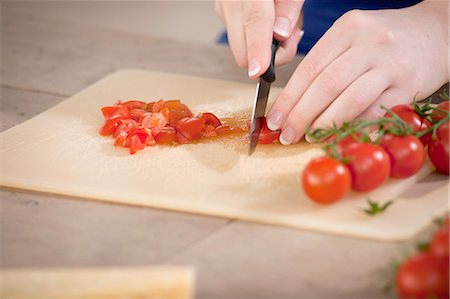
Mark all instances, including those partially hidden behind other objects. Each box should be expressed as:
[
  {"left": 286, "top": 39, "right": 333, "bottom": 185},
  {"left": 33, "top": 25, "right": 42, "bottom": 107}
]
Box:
[{"left": 248, "top": 39, "right": 280, "bottom": 156}]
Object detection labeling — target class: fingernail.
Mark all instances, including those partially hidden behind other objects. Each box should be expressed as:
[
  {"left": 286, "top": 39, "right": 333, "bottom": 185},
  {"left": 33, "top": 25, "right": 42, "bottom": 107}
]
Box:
[
  {"left": 280, "top": 127, "right": 295, "bottom": 145},
  {"left": 248, "top": 59, "right": 261, "bottom": 77},
  {"left": 274, "top": 17, "right": 291, "bottom": 38},
  {"left": 267, "top": 111, "right": 282, "bottom": 131}
]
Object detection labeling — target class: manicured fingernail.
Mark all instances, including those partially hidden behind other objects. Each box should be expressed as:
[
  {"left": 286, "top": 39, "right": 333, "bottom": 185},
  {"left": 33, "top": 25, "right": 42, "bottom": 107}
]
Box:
[
  {"left": 267, "top": 111, "right": 282, "bottom": 131},
  {"left": 280, "top": 127, "right": 295, "bottom": 145},
  {"left": 248, "top": 59, "right": 261, "bottom": 77},
  {"left": 274, "top": 17, "right": 291, "bottom": 38}
]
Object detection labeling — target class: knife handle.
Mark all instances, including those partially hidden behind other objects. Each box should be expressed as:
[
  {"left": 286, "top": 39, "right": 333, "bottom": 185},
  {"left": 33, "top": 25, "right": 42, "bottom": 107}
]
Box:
[{"left": 261, "top": 39, "right": 280, "bottom": 83}]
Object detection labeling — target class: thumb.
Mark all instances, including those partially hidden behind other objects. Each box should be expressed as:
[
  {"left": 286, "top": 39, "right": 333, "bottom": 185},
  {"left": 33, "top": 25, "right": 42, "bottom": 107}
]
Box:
[{"left": 273, "top": 0, "right": 304, "bottom": 39}]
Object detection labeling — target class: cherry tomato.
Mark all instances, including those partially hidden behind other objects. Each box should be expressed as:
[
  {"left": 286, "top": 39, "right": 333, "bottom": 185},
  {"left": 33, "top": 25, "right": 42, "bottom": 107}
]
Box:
[
  {"left": 175, "top": 117, "right": 205, "bottom": 141},
  {"left": 259, "top": 117, "right": 281, "bottom": 144},
  {"left": 431, "top": 101, "right": 450, "bottom": 123},
  {"left": 122, "top": 100, "right": 147, "bottom": 110},
  {"left": 155, "top": 127, "right": 177, "bottom": 145},
  {"left": 201, "top": 125, "right": 218, "bottom": 137},
  {"left": 342, "top": 143, "right": 390, "bottom": 192},
  {"left": 430, "top": 226, "right": 449, "bottom": 261},
  {"left": 428, "top": 122, "right": 450, "bottom": 174},
  {"left": 302, "top": 156, "right": 351, "bottom": 204},
  {"left": 380, "top": 134, "right": 425, "bottom": 178},
  {"left": 396, "top": 252, "right": 449, "bottom": 299},
  {"left": 166, "top": 101, "right": 193, "bottom": 126},
  {"left": 101, "top": 105, "right": 130, "bottom": 120},
  {"left": 385, "top": 104, "right": 432, "bottom": 145},
  {"left": 199, "top": 112, "right": 222, "bottom": 128}
]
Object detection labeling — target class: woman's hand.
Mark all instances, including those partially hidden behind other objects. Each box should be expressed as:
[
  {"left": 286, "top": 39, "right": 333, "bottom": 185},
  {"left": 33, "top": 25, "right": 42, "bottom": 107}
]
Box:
[
  {"left": 266, "top": 1, "right": 449, "bottom": 145},
  {"left": 215, "top": 0, "right": 304, "bottom": 78}
]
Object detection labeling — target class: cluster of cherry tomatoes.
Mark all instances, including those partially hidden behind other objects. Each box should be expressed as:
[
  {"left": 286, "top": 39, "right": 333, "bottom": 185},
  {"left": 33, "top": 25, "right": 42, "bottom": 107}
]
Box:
[
  {"left": 99, "top": 99, "right": 244, "bottom": 154},
  {"left": 302, "top": 101, "right": 450, "bottom": 204},
  {"left": 395, "top": 218, "right": 449, "bottom": 298}
]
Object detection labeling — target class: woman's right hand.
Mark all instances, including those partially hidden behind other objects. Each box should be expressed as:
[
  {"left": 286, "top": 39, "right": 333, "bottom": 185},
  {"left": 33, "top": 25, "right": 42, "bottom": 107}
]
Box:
[{"left": 215, "top": 0, "right": 304, "bottom": 79}]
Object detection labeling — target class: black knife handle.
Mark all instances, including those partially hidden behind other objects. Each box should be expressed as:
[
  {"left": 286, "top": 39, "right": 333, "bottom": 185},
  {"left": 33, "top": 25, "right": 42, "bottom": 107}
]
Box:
[{"left": 261, "top": 39, "right": 280, "bottom": 83}]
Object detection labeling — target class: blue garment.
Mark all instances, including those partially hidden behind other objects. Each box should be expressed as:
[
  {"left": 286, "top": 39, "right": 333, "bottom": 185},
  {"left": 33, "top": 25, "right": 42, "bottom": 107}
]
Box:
[{"left": 217, "top": 0, "right": 422, "bottom": 55}]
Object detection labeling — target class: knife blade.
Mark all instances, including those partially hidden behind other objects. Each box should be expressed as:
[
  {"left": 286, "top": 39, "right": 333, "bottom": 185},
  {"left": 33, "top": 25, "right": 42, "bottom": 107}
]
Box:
[{"left": 248, "top": 40, "right": 280, "bottom": 156}]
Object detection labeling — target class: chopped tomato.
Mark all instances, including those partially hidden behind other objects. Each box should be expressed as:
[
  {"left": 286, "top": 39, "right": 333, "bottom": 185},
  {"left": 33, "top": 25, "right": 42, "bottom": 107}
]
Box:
[
  {"left": 99, "top": 116, "right": 123, "bottom": 136},
  {"left": 202, "top": 125, "right": 218, "bottom": 137},
  {"left": 258, "top": 117, "right": 281, "bottom": 144},
  {"left": 129, "top": 108, "right": 148, "bottom": 120},
  {"left": 155, "top": 127, "right": 177, "bottom": 145},
  {"left": 215, "top": 125, "right": 231, "bottom": 135},
  {"left": 129, "top": 134, "right": 145, "bottom": 154},
  {"left": 141, "top": 113, "right": 168, "bottom": 136},
  {"left": 167, "top": 103, "right": 193, "bottom": 126},
  {"left": 164, "top": 99, "right": 182, "bottom": 110},
  {"left": 200, "top": 112, "right": 222, "bottom": 128},
  {"left": 176, "top": 132, "right": 192, "bottom": 144},
  {"left": 152, "top": 100, "right": 165, "bottom": 113},
  {"left": 160, "top": 107, "right": 170, "bottom": 120},
  {"left": 122, "top": 100, "right": 147, "bottom": 110},
  {"left": 128, "top": 127, "right": 150, "bottom": 144},
  {"left": 175, "top": 117, "right": 205, "bottom": 141},
  {"left": 101, "top": 105, "right": 130, "bottom": 120}
]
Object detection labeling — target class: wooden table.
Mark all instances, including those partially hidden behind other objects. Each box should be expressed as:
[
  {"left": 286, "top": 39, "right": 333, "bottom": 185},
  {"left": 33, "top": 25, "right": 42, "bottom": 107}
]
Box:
[{"left": 1, "top": 3, "right": 445, "bottom": 298}]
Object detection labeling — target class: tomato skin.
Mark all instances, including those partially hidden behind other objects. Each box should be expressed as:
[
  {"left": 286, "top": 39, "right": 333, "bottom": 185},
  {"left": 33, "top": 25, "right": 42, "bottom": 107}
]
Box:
[
  {"left": 302, "top": 156, "right": 351, "bottom": 204},
  {"left": 430, "top": 227, "right": 449, "bottom": 261},
  {"left": 175, "top": 117, "right": 205, "bottom": 141},
  {"left": 385, "top": 104, "right": 432, "bottom": 145},
  {"left": 396, "top": 252, "right": 449, "bottom": 299},
  {"left": 258, "top": 117, "right": 281, "bottom": 144},
  {"left": 129, "top": 134, "right": 146, "bottom": 155},
  {"left": 99, "top": 116, "right": 123, "bottom": 136},
  {"left": 428, "top": 122, "right": 450, "bottom": 174},
  {"left": 201, "top": 125, "right": 218, "bottom": 137},
  {"left": 122, "top": 100, "right": 147, "bottom": 110},
  {"left": 342, "top": 143, "right": 390, "bottom": 192},
  {"left": 215, "top": 125, "right": 231, "bottom": 135},
  {"left": 380, "top": 134, "right": 425, "bottom": 178},
  {"left": 199, "top": 112, "right": 222, "bottom": 128},
  {"left": 155, "top": 127, "right": 177, "bottom": 145},
  {"left": 431, "top": 102, "right": 450, "bottom": 123},
  {"left": 101, "top": 105, "right": 130, "bottom": 120}
]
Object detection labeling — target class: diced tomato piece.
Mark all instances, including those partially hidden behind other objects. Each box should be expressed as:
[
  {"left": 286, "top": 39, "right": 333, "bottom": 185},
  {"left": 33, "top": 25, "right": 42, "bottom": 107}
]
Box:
[
  {"left": 175, "top": 117, "right": 205, "bottom": 141},
  {"left": 176, "top": 132, "right": 192, "bottom": 144},
  {"left": 215, "top": 125, "right": 231, "bottom": 135},
  {"left": 122, "top": 100, "right": 147, "bottom": 110},
  {"left": 155, "top": 127, "right": 177, "bottom": 145},
  {"left": 101, "top": 105, "right": 130, "bottom": 119},
  {"left": 128, "top": 127, "right": 150, "bottom": 144},
  {"left": 129, "top": 134, "right": 146, "bottom": 154},
  {"left": 113, "top": 119, "right": 137, "bottom": 138},
  {"left": 164, "top": 100, "right": 182, "bottom": 110},
  {"left": 99, "top": 116, "right": 123, "bottom": 136},
  {"left": 114, "top": 130, "right": 128, "bottom": 146},
  {"left": 146, "top": 101, "right": 155, "bottom": 112},
  {"left": 130, "top": 108, "right": 148, "bottom": 120},
  {"left": 202, "top": 124, "right": 218, "bottom": 137},
  {"left": 152, "top": 100, "right": 165, "bottom": 113},
  {"left": 168, "top": 104, "right": 193, "bottom": 126},
  {"left": 160, "top": 107, "right": 170, "bottom": 120},
  {"left": 199, "top": 112, "right": 222, "bottom": 128},
  {"left": 258, "top": 117, "right": 280, "bottom": 144},
  {"left": 141, "top": 113, "right": 168, "bottom": 136}
]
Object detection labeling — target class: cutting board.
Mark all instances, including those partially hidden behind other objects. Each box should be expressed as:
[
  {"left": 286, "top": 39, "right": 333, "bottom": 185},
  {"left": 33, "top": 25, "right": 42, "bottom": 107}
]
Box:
[
  {"left": 1, "top": 70, "right": 448, "bottom": 241},
  {"left": 1, "top": 266, "right": 194, "bottom": 299}
]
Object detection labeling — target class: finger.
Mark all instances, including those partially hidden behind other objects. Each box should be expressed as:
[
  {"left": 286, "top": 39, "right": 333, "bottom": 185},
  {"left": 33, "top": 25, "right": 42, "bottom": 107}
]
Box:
[
  {"left": 242, "top": 1, "right": 275, "bottom": 78},
  {"left": 215, "top": 1, "right": 225, "bottom": 22},
  {"left": 220, "top": 2, "right": 248, "bottom": 68},
  {"left": 267, "top": 21, "right": 352, "bottom": 131},
  {"left": 357, "top": 88, "right": 412, "bottom": 120},
  {"left": 275, "top": 28, "right": 304, "bottom": 66},
  {"left": 279, "top": 47, "right": 374, "bottom": 145},
  {"left": 309, "top": 69, "right": 391, "bottom": 135},
  {"left": 273, "top": 0, "right": 304, "bottom": 40}
]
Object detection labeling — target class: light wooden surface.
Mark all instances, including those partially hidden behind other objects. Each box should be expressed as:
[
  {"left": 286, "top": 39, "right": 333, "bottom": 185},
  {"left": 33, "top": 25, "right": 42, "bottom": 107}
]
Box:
[{"left": 1, "top": 3, "right": 447, "bottom": 299}]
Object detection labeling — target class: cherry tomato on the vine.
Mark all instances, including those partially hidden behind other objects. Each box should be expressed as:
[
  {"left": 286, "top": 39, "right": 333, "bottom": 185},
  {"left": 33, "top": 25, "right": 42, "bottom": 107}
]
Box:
[
  {"left": 430, "top": 101, "right": 450, "bottom": 123},
  {"left": 428, "top": 122, "right": 450, "bottom": 174},
  {"left": 429, "top": 226, "right": 449, "bottom": 261},
  {"left": 380, "top": 134, "right": 425, "bottom": 178},
  {"left": 342, "top": 143, "right": 390, "bottom": 192},
  {"left": 302, "top": 156, "right": 351, "bottom": 204}
]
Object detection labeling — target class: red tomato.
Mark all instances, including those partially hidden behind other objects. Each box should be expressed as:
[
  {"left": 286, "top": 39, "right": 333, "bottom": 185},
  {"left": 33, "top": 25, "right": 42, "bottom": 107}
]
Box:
[
  {"left": 175, "top": 117, "right": 205, "bottom": 141},
  {"left": 151, "top": 99, "right": 165, "bottom": 113},
  {"left": 430, "top": 226, "right": 450, "bottom": 261},
  {"left": 215, "top": 125, "right": 231, "bottom": 135},
  {"left": 201, "top": 125, "right": 218, "bottom": 137},
  {"left": 101, "top": 105, "right": 130, "bottom": 120},
  {"left": 431, "top": 101, "right": 450, "bottom": 123},
  {"left": 155, "top": 127, "right": 177, "bottom": 145},
  {"left": 259, "top": 117, "right": 281, "bottom": 144},
  {"left": 428, "top": 122, "right": 450, "bottom": 174},
  {"left": 164, "top": 99, "right": 182, "bottom": 110},
  {"left": 113, "top": 119, "right": 137, "bottom": 138},
  {"left": 342, "top": 143, "right": 390, "bottom": 192},
  {"left": 122, "top": 100, "right": 147, "bottom": 110},
  {"left": 167, "top": 104, "right": 193, "bottom": 126},
  {"left": 396, "top": 252, "right": 449, "bottom": 299},
  {"left": 129, "top": 134, "right": 146, "bottom": 154},
  {"left": 199, "top": 112, "right": 222, "bottom": 128},
  {"left": 385, "top": 104, "right": 432, "bottom": 145},
  {"left": 99, "top": 116, "right": 123, "bottom": 136},
  {"left": 380, "top": 134, "right": 426, "bottom": 178},
  {"left": 141, "top": 113, "right": 168, "bottom": 136},
  {"left": 302, "top": 156, "right": 351, "bottom": 204},
  {"left": 176, "top": 132, "right": 192, "bottom": 144},
  {"left": 129, "top": 108, "right": 147, "bottom": 120}
]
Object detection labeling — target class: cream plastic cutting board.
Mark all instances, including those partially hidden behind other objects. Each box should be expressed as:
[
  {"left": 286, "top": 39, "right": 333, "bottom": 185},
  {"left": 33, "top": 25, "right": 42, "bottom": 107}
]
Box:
[{"left": 1, "top": 70, "right": 448, "bottom": 241}]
